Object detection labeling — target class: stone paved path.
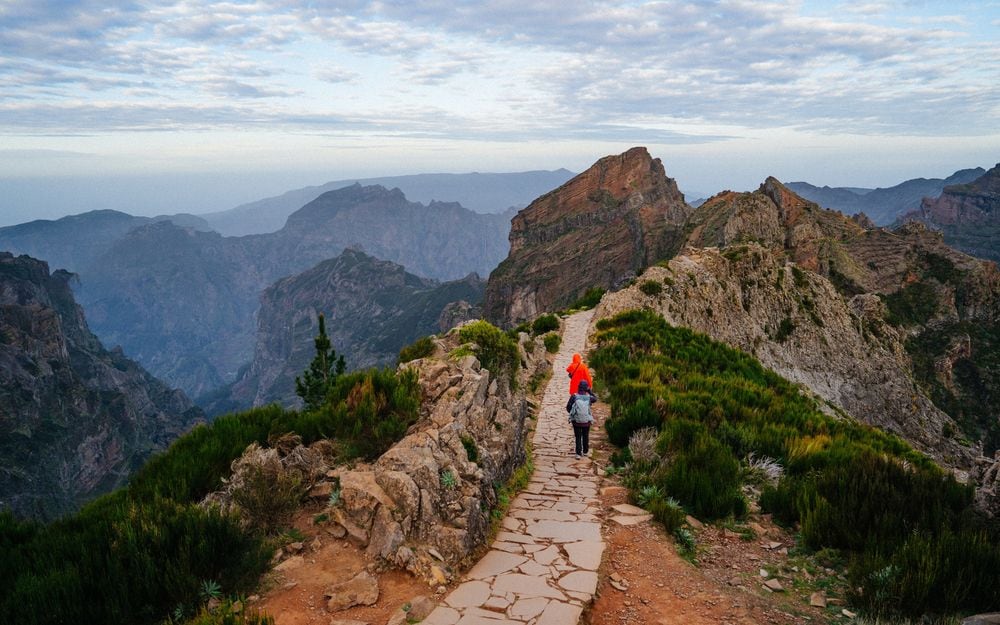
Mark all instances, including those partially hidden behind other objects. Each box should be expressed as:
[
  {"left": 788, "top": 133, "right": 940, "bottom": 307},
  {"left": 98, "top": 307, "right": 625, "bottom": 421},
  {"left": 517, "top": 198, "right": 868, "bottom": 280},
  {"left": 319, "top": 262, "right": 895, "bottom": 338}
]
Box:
[{"left": 423, "top": 310, "right": 603, "bottom": 625}]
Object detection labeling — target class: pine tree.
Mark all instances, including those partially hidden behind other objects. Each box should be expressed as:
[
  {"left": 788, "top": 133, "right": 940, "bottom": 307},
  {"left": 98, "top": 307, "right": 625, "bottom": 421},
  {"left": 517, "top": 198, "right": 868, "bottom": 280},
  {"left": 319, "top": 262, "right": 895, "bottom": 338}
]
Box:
[{"left": 295, "top": 313, "right": 346, "bottom": 412}]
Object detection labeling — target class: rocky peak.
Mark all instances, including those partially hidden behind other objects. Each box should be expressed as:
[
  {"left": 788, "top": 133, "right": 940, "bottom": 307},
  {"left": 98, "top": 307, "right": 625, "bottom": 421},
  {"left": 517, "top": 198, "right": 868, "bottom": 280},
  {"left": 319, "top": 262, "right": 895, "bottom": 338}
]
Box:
[
  {"left": 284, "top": 184, "right": 409, "bottom": 231},
  {"left": 210, "top": 248, "right": 486, "bottom": 411},
  {"left": 0, "top": 253, "right": 202, "bottom": 519},
  {"left": 484, "top": 147, "right": 689, "bottom": 326},
  {"left": 918, "top": 163, "right": 1000, "bottom": 227}
]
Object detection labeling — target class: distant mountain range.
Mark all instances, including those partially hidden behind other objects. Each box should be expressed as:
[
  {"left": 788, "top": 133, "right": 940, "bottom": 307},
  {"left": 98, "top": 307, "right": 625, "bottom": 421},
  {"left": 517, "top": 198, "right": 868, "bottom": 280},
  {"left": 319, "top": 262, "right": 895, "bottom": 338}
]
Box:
[
  {"left": 0, "top": 184, "right": 510, "bottom": 400},
  {"left": 786, "top": 167, "right": 985, "bottom": 225},
  {"left": 0, "top": 253, "right": 201, "bottom": 519},
  {"left": 200, "top": 169, "right": 576, "bottom": 236}
]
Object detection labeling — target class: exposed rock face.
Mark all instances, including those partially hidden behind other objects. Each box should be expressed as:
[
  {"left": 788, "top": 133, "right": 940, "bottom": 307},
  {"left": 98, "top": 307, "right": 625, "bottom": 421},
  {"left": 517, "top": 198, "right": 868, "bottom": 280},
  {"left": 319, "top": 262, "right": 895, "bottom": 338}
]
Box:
[
  {"left": 484, "top": 147, "right": 690, "bottom": 326},
  {"left": 205, "top": 323, "right": 549, "bottom": 582},
  {"left": 908, "top": 163, "right": 1000, "bottom": 262},
  {"left": 70, "top": 185, "right": 509, "bottom": 398},
  {"left": 0, "top": 253, "right": 202, "bottom": 519},
  {"left": 596, "top": 248, "right": 976, "bottom": 471},
  {"left": 213, "top": 248, "right": 485, "bottom": 411}
]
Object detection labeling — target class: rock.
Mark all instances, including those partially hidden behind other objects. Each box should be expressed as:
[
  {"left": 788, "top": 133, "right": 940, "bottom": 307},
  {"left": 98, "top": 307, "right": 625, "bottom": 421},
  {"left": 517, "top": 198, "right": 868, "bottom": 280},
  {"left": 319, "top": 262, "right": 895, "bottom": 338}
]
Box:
[
  {"left": 842, "top": 609, "right": 857, "bottom": 618},
  {"left": 327, "top": 523, "right": 348, "bottom": 539},
  {"left": 809, "top": 591, "right": 827, "bottom": 608},
  {"left": 763, "top": 579, "right": 784, "bottom": 592},
  {"left": 274, "top": 555, "right": 304, "bottom": 572},
  {"left": 484, "top": 147, "right": 690, "bottom": 325},
  {"left": 962, "top": 614, "right": 1000, "bottom": 625},
  {"left": 365, "top": 505, "right": 404, "bottom": 560},
  {"left": 759, "top": 569, "right": 769, "bottom": 578},
  {"left": 685, "top": 515, "right": 705, "bottom": 530},
  {"left": 610, "top": 580, "right": 628, "bottom": 592},
  {"left": 325, "top": 570, "right": 380, "bottom": 612},
  {"left": 0, "top": 253, "right": 204, "bottom": 520},
  {"left": 430, "top": 565, "right": 448, "bottom": 585},
  {"left": 286, "top": 541, "right": 304, "bottom": 553},
  {"left": 428, "top": 548, "right": 445, "bottom": 562},
  {"left": 309, "top": 481, "right": 334, "bottom": 499}
]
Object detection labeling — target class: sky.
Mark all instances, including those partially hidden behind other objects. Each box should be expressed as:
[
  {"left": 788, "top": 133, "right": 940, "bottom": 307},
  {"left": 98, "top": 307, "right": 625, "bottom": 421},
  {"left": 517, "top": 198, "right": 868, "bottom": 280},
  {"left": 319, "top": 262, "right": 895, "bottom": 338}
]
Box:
[{"left": 1, "top": 0, "right": 999, "bottom": 225}]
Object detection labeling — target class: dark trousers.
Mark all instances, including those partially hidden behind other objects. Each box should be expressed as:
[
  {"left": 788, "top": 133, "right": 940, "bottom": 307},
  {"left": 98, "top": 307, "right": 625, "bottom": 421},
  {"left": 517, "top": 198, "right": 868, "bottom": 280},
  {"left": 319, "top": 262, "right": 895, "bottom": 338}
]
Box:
[{"left": 573, "top": 424, "right": 591, "bottom": 455}]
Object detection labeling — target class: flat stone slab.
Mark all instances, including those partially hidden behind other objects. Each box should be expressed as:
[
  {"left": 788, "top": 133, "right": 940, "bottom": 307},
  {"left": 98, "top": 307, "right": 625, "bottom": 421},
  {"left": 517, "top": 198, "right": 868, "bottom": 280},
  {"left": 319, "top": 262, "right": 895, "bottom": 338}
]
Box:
[
  {"left": 535, "top": 600, "right": 584, "bottom": 625},
  {"left": 610, "top": 514, "right": 653, "bottom": 526},
  {"left": 611, "top": 503, "right": 648, "bottom": 515},
  {"left": 423, "top": 606, "right": 461, "bottom": 625},
  {"left": 558, "top": 571, "right": 598, "bottom": 594},
  {"left": 526, "top": 520, "right": 601, "bottom": 542},
  {"left": 509, "top": 597, "right": 550, "bottom": 619},
  {"left": 445, "top": 580, "right": 492, "bottom": 608},
  {"left": 562, "top": 541, "right": 604, "bottom": 570},
  {"left": 492, "top": 574, "right": 566, "bottom": 599},
  {"left": 467, "top": 551, "right": 527, "bottom": 580}
]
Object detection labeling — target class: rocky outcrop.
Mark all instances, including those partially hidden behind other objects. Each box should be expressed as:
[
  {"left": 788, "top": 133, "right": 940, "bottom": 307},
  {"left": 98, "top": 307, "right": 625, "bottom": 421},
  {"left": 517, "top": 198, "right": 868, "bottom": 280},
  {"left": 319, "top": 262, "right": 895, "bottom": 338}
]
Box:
[
  {"left": 213, "top": 249, "right": 485, "bottom": 411},
  {"left": 0, "top": 253, "right": 202, "bottom": 519},
  {"left": 484, "top": 147, "right": 690, "bottom": 327},
  {"left": 595, "top": 247, "right": 977, "bottom": 472},
  {"left": 906, "top": 163, "right": 1000, "bottom": 262},
  {"left": 208, "top": 323, "right": 549, "bottom": 583}
]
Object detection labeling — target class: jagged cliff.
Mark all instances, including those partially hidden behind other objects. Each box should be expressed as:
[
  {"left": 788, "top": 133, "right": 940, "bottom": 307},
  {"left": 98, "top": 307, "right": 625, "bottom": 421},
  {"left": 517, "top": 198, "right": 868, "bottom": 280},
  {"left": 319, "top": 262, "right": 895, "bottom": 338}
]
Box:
[
  {"left": 484, "top": 147, "right": 689, "bottom": 326},
  {"left": 0, "top": 253, "right": 202, "bottom": 519},
  {"left": 906, "top": 163, "right": 1000, "bottom": 262},
  {"left": 212, "top": 249, "right": 484, "bottom": 412},
  {"left": 592, "top": 177, "right": 1000, "bottom": 479}
]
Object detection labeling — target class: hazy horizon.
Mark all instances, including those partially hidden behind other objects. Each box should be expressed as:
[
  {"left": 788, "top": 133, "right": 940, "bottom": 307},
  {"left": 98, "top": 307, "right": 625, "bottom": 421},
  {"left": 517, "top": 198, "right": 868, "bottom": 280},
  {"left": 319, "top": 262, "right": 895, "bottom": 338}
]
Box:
[{"left": 2, "top": 1, "right": 998, "bottom": 227}]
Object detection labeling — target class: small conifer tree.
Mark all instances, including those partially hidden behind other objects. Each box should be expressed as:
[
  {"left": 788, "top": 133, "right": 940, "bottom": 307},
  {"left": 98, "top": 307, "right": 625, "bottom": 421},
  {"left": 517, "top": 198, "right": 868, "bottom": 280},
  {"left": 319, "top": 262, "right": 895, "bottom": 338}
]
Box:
[{"left": 295, "top": 313, "right": 346, "bottom": 412}]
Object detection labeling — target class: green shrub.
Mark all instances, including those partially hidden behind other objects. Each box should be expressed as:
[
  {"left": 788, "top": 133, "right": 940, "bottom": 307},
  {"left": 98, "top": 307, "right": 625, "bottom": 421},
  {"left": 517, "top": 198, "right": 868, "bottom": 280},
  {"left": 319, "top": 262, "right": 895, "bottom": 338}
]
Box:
[
  {"left": 180, "top": 600, "right": 275, "bottom": 625},
  {"left": 884, "top": 281, "right": 939, "bottom": 326},
  {"left": 646, "top": 496, "right": 686, "bottom": 532},
  {"left": 398, "top": 335, "right": 435, "bottom": 364},
  {"left": 639, "top": 280, "right": 663, "bottom": 297},
  {"left": 229, "top": 457, "right": 305, "bottom": 534},
  {"left": 460, "top": 434, "right": 479, "bottom": 463},
  {"left": 569, "top": 287, "right": 605, "bottom": 310},
  {"left": 588, "top": 309, "right": 1000, "bottom": 618},
  {"left": 530, "top": 314, "right": 560, "bottom": 336},
  {"left": 542, "top": 333, "right": 561, "bottom": 353},
  {"left": 458, "top": 320, "right": 520, "bottom": 384},
  {"left": 774, "top": 316, "right": 795, "bottom": 342}
]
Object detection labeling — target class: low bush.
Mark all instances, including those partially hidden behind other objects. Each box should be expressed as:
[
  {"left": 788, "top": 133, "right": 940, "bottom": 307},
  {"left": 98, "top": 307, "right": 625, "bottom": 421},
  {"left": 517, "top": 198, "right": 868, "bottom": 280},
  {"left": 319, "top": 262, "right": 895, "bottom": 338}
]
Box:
[
  {"left": 542, "top": 333, "right": 561, "bottom": 353},
  {"left": 398, "top": 335, "right": 435, "bottom": 363},
  {"left": 639, "top": 280, "right": 663, "bottom": 297},
  {"left": 589, "top": 309, "right": 1000, "bottom": 618},
  {"left": 530, "top": 314, "right": 560, "bottom": 336},
  {"left": 458, "top": 320, "right": 520, "bottom": 384},
  {"left": 569, "top": 287, "right": 605, "bottom": 310}
]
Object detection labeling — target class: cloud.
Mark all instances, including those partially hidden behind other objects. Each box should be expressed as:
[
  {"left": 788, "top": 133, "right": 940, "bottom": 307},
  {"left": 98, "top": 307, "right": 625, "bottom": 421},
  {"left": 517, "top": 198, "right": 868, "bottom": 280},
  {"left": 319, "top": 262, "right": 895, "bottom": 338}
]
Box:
[{"left": 0, "top": 0, "right": 997, "bottom": 141}]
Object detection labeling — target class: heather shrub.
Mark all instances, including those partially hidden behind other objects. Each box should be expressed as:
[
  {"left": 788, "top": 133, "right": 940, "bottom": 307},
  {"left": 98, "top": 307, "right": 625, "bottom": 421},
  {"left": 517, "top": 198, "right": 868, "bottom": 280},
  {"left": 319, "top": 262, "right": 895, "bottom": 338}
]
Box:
[
  {"left": 589, "top": 309, "right": 1000, "bottom": 618},
  {"left": 530, "top": 313, "right": 560, "bottom": 336},
  {"left": 398, "top": 335, "right": 435, "bottom": 364},
  {"left": 542, "top": 333, "right": 561, "bottom": 353},
  {"left": 458, "top": 320, "right": 520, "bottom": 384}
]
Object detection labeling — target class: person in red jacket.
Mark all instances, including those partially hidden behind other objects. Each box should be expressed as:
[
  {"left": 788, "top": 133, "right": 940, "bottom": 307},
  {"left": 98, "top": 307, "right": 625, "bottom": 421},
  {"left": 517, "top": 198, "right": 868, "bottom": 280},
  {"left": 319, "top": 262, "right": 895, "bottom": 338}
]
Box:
[{"left": 566, "top": 352, "right": 593, "bottom": 396}]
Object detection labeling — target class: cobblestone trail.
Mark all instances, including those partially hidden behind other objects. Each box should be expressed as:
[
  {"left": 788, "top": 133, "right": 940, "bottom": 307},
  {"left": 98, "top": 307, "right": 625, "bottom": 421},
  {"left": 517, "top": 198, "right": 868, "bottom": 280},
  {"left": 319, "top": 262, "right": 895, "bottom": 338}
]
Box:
[{"left": 424, "top": 310, "right": 603, "bottom": 625}]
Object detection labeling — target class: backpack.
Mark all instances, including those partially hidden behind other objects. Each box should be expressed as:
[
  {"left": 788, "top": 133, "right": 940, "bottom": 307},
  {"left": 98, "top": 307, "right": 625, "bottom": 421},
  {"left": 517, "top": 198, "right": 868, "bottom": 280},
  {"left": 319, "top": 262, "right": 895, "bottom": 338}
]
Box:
[{"left": 569, "top": 394, "right": 593, "bottom": 424}]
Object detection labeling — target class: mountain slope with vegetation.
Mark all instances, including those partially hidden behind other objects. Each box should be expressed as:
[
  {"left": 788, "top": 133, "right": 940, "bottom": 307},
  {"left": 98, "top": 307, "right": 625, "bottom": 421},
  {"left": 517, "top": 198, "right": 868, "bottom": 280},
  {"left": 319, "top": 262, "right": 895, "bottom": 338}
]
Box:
[{"left": 590, "top": 309, "right": 1000, "bottom": 618}]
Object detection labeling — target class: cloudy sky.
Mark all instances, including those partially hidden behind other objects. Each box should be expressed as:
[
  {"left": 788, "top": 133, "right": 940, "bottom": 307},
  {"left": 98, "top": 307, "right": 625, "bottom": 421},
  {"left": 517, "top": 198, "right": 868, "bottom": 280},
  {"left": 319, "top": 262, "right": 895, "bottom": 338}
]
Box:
[{"left": 1, "top": 0, "right": 998, "bottom": 223}]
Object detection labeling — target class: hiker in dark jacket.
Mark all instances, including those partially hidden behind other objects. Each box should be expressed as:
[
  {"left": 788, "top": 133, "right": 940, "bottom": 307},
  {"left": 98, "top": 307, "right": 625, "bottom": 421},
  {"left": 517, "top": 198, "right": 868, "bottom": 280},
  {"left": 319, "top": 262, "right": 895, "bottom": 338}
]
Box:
[{"left": 566, "top": 379, "right": 598, "bottom": 459}]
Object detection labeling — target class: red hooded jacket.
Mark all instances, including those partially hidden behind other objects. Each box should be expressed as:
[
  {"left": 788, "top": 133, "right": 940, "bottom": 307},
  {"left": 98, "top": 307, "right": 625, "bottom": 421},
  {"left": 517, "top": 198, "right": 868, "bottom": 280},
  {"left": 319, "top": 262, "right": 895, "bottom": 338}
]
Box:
[{"left": 566, "top": 353, "right": 593, "bottom": 395}]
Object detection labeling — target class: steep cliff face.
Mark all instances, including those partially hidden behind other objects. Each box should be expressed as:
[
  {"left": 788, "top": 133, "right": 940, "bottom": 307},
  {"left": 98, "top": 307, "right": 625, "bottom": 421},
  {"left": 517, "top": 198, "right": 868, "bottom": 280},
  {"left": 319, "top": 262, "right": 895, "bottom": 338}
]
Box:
[
  {"left": 0, "top": 253, "right": 202, "bottom": 519},
  {"left": 909, "top": 163, "right": 1000, "bottom": 262},
  {"left": 77, "top": 221, "right": 262, "bottom": 398},
  {"left": 214, "top": 249, "right": 485, "bottom": 411},
  {"left": 484, "top": 147, "right": 689, "bottom": 326},
  {"left": 592, "top": 177, "right": 1000, "bottom": 477}
]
